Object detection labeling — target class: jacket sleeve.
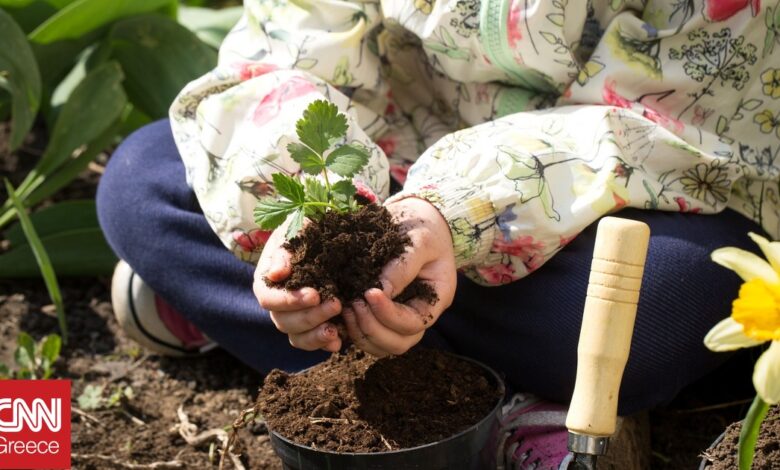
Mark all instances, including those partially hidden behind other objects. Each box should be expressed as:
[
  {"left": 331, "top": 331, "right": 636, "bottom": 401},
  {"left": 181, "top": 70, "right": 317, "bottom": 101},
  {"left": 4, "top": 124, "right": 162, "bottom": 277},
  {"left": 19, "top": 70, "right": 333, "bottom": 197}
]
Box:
[
  {"left": 169, "top": 0, "right": 390, "bottom": 262},
  {"left": 391, "top": 0, "right": 778, "bottom": 285}
]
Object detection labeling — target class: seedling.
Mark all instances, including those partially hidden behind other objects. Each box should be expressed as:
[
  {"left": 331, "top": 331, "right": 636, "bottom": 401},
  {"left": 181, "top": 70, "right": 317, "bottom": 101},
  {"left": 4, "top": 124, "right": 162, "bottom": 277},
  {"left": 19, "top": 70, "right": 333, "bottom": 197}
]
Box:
[
  {"left": 253, "top": 100, "right": 371, "bottom": 239},
  {"left": 0, "top": 332, "right": 61, "bottom": 379},
  {"left": 77, "top": 383, "right": 135, "bottom": 411}
]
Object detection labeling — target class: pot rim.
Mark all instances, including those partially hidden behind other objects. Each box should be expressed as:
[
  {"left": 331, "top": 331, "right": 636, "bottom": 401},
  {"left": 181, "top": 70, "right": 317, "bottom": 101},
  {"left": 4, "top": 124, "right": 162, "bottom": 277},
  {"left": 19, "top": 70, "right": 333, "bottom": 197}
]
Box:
[{"left": 267, "top": 351, "right": 507, "bottom": 457}]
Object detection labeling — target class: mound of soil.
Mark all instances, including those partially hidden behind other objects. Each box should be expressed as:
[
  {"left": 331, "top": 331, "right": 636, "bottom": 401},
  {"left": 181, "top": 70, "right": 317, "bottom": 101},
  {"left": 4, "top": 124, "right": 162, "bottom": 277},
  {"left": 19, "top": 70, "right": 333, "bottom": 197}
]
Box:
[
  {"left": 701, "top": 405, "right": 780, "bottom": 469},
  {"left": 258, "top": 346, "right": 502, "bottom": 453},
  {"left": 267, "top": 204, "right": 437, "bottom": 305}
]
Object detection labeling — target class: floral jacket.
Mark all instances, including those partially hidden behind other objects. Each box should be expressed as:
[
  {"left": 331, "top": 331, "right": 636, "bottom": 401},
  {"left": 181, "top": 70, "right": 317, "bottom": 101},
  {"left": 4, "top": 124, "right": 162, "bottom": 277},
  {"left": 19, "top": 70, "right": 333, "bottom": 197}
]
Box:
[{"left": 170, "top": 0, "right": 780, "bottom": 285}]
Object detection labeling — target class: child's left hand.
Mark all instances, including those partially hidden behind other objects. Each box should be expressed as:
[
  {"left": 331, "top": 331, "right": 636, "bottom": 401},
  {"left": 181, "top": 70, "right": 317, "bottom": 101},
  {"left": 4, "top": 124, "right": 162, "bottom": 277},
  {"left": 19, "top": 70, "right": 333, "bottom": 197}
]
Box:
[{"left": 343, "top": 197, "right": 457, "bottom": 357}]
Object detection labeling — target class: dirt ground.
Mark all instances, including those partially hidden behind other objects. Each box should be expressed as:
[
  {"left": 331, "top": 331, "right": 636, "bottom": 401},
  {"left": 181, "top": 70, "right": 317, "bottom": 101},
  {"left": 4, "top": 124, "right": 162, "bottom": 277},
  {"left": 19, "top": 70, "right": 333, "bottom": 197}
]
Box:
[{"left": 0, "top": 123, "right": 766, "bottom": 469}]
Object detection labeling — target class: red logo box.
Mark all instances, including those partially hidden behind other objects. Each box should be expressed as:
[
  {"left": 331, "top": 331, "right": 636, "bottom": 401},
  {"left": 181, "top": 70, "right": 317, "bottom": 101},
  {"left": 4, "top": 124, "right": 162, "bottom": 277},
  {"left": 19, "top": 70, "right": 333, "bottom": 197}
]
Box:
[{"left": 0, "top": 380, "right": 71, "bottom": 469}]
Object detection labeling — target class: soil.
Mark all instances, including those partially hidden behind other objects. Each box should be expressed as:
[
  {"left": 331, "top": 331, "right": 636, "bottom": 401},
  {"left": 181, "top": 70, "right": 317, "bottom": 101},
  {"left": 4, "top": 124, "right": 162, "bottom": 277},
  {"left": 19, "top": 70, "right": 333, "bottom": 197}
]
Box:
[
  {"left": 257, "top": 346, "right": 502, "bottom": 453},
  {"left": 269, "top": 204, "right": 438, "bottom": 306},
  {"left": 701, "top": 405, "right": 780, "bottom": 470}
]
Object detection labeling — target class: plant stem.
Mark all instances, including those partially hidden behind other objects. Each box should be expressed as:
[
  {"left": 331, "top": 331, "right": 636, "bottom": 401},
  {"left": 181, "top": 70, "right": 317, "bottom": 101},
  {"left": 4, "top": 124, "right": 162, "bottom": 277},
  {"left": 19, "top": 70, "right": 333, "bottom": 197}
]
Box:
[{"left": 738, "top": 394, "right": 769, "bottom": 470}]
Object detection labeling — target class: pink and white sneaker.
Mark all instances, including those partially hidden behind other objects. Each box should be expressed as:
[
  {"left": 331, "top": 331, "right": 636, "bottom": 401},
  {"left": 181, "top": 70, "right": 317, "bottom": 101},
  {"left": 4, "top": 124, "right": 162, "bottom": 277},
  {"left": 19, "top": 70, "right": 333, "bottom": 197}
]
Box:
[
  {"left": 111, "top": 260, "right": 217, "bottom": 356},
  {"left": 496, "top": 394, "right": 571, "bottom": 470}
]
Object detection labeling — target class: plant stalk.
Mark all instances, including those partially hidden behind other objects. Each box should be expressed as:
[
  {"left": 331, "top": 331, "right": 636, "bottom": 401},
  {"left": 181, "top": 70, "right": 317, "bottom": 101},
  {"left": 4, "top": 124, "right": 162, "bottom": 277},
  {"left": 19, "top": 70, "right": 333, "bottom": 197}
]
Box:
[{"left": 738, "top": 394, "right": 769, "bottom": 470}]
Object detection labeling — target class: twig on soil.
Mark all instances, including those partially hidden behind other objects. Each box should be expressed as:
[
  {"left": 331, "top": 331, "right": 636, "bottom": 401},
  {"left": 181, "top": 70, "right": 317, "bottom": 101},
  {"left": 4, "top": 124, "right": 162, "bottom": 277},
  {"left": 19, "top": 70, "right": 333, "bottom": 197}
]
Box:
[
  {"left": 673, "top": 398, "right": 754, "bottom": 414},
  {"left": 308, "top": 417, "right": 349, "bottom": 425},
  {"left": 175, "top": 405, "right": 245, "bottom": 470},
  {"left": 379, "top": 434, "right": 393, "bottom": 451},
  {"left": 72, "top": 407, "right": 103, "bottom": 426},
  {"left": 221, "top": 404, "right": 264, "bottom": 470},
  {"left": 71, "top": 454, "right": 184, "bottom": 469},
  {"left": 120, "top": 408, "right": 147, "bottom": 426},
  {"left": 88, "top": 161, "right": 105, "bottom": 174}
]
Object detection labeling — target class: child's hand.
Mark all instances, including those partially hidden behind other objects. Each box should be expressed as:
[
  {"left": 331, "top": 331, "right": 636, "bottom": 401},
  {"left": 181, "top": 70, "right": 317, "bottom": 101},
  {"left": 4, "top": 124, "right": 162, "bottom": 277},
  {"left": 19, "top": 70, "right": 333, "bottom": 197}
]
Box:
[
  {"left": 253, "top": 221, "right": 343, "bottom": 353},
  {"left": 343, "top": 197, "right": 456, "bottom": 357}
]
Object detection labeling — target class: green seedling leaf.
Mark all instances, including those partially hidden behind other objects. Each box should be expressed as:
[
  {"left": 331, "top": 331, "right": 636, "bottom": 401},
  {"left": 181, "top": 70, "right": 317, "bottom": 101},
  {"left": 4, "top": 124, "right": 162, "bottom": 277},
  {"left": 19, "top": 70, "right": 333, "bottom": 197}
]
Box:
[
  {"left": 738, "top": 395, "right": 769, "bottom": 470},
  {"left": 285, "top": 209, "right": 304, "bottom": 240},
  {"left": 108, "top": 14, "right": 216, "bottom": 118},
  {"left": 271, "top": 173, "right": 305, "bottom": 204},
  {"left": 331, "top": 180, "right": 356, "bottom": 198},
  {"left": 287, "top": 142, "right": 325, "bottom": 175},
  {"left": 0, "top": 363, "right": 10, "bottom": 379},
  {"left": 254, "top": 198, "right": 299, "bottom": 230},
  {"left": 77, "top": 384, "right": 104, "bottom": 410},
  {"left": 304, "top": 178, "right": 329, "bottom": 204},
  {"left": 0, "top": 8, "right": 41, "bottom": 151},
  {"left": 4, "top": 179, "right": 67, "bottom": 343},
  {"left": 29, "top": 0, "right": 174, "bottom": 44},
  {"left": 15, "top": 332, "right": 36, "bottom": 373},
  {"left": 39, "top": 334, "right": 61, "bottom": 378},
  {"left": 295, "top": 100, "right": 348, "bottom": 155},
  {"left": 325, "top": 144, "right": 370, "bottom": 177}
]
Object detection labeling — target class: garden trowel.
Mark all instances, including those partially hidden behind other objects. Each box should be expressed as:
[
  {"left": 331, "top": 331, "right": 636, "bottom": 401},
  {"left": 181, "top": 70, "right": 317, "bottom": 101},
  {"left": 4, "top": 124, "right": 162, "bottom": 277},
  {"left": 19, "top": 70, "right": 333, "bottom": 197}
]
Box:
[{"left": 560, "top": 217, "right": 650, "bottom": 470}]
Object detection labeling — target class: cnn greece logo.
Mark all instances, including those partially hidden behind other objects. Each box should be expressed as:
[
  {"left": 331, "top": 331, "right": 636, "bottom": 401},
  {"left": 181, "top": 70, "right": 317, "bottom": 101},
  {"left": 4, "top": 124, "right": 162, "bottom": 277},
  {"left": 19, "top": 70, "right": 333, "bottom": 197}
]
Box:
[{"left": 0, "top": 380, "right": 70, "bottom": 469}]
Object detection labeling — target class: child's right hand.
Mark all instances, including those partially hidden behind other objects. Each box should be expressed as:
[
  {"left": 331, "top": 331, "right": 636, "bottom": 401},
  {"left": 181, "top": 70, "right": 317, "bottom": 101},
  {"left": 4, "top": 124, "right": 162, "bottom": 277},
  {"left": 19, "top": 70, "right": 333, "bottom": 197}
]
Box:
[{"left": 253, "top": 223, "right": 343, "bottom": 352}]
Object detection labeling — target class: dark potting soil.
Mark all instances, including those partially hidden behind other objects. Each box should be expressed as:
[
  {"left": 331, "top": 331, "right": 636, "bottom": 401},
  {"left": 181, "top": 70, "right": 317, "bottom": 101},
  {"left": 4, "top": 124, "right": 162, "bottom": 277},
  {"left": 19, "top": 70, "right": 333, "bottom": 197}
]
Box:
[
  {"left": 701, "top": 405, "right": 780, "bottom": 469},
  {"left": 258, "top": 346, "right": 502, "bottom": 453},
  {"left": 267, "top": 204, "right": 438, "bottom": 306}
]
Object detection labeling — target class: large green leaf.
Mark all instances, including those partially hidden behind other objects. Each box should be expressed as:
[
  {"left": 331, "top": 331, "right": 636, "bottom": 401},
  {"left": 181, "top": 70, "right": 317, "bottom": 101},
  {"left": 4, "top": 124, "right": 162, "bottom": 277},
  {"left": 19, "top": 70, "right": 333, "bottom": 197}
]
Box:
[
  {"left": 178, "top": 5, "right": 242, "bottom": 49},
  {"left": 0, "top": 116, "right": 122, "bottom": 230},
  {"left": 108, "top": 14, "right": 216, "bottom": 118},
  {"left": 0, "top": 227, "right": 117, "bottom": 277},
  {"left": 2, "top": 1, "right": 58, "bottom": 33},
  {"left": 4, "top": 200, "right": 98, "bottom": 248},
  {"left": 28, "top": 0, "right": 175, "bottom": 44},
  {"left": 49, "top": 40, "right": 111, "bottom": 120},
  {"left": 31, "top": 61, "right": 125, "bottom": 178},
  {"left": 0, "top": 8, "right": 41, "bottom": 151}
]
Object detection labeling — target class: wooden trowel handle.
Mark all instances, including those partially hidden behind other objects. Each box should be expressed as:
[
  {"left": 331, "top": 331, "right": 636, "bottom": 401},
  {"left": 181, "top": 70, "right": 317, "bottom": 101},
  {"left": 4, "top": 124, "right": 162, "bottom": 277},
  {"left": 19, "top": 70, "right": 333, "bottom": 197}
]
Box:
[{"left": 565, "top": 217, "right": 650, "bottom": 437}]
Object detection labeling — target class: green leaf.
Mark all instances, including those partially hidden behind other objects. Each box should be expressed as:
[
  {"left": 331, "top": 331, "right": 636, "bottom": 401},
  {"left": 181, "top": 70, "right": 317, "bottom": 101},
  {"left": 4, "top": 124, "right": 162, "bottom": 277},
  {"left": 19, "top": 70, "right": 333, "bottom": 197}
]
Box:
[
  {"left": 3, "top": 1, "right": 58, "bottom": 33},
  {"left": 77, "top": 384, "right": 104, "bottom": 410},
  {"left": 15, "top": 332, "right": 36, "bottom": 371},
  {"left": 287, "top": 142, "right": 325, "bottom": 175},
  {"left": 107, "top": 14, "right": 216, "bottom": 118},
  {"left": 39, "top": 334, "right": 61, "bottom": 364},
  {"left": 296, "top": 100, "right": 348, "bottom": 155},
  {"left": 285, "top": 209, "right": 304, "bottom": 240},
  {"left": 253, "top": 198, "right": 299, "bottom": 230},
  {"left": 177, "top": 5, "right": 242, "bottom": 49},
  {"left": 0, "top": 8, "right": 42, "bottom": 151},
  {"left": 49, "top": 41, "right": 111, "bottom": 121},
  {"left": 738, "top": 395, "right": 769, "bottom": 470},
  {"left": 35, "top": 61, "right": 125, "bottom": 177},
  {"left": 271, "top": 173, "right": 305, "bottom": 204},
  {"left": 0, "top": 117, "right": 121, "bottom": 230},
  {"left": 0, "top": 0, "right": 36, "bottom": 7},
  {"left": 29, "top": 0, "right": 174, "bottom": 44},
  {"left": 304, "top": 178, "right": 328, "bottom": 203},
  {"left": 331, "top": 179, "right": 356, "bottom": 198},
  {"left": 0, "top": 227, "right": 118, "bottom": 277},
  {"left": 0, "top": 363, "right": 10, "bottom": 379},
  {"left": 325, "top": 144, "right": 370, "bottom": 177},
  {"left": 4, "top": 200, "right": 99, "bottom": 248},
  {"left": 4, "top": 179, "right": 67, "bottom": 344}
]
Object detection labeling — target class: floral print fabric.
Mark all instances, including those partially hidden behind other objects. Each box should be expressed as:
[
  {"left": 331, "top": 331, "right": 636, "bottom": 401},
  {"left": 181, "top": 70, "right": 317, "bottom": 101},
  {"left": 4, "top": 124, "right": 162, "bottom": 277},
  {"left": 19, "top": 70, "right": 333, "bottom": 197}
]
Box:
[{"left": 170, "top": 0, "right": 780, "bottom": 285}]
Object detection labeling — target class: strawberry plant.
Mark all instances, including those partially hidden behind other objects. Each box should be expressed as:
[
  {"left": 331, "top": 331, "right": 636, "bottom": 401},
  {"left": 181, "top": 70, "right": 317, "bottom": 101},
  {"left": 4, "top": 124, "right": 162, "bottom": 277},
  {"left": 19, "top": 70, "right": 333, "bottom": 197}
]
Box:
[{"left": 253, "top": 100, "right": 371, "bottom": 239}]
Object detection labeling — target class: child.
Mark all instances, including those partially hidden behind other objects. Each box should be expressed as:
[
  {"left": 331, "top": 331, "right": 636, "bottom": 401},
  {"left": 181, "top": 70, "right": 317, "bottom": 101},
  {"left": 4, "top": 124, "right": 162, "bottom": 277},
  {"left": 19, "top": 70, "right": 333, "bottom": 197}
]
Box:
[{"left": 98, "top": 0, "right": 780, "bottom": 467}]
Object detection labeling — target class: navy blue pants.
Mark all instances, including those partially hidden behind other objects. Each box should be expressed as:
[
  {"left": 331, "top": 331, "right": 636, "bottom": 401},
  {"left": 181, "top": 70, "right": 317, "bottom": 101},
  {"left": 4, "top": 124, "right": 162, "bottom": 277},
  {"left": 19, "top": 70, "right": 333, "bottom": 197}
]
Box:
[{"left": 97, "top": 120, "right": 762, "bottom": 415}]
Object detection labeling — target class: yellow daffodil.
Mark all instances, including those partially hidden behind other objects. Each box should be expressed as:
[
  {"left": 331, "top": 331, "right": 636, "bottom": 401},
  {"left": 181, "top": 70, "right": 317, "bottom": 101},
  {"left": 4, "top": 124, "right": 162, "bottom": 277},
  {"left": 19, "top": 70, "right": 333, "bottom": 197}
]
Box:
[
  {"left": 760, "top": 68, "right": 780, "bottom": 99},
  {"left": 705, "top": 233, "right": 780, "bottom": 404}
]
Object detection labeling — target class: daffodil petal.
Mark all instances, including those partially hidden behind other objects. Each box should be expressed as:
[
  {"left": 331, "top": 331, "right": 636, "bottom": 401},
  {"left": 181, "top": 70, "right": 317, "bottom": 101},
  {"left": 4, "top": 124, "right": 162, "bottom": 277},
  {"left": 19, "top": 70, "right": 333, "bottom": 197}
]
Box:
[
  {"left": 704, "top": 317, "right": 764, "bottom": 351},
  {"left": 711, "top": 247, "right": 780, "bottom": 284},
  {"left": 753, "top": 341, "right": 780, "bottom": 404},
  {"left": 748, "top": 232, "right": 780, "bottom": 273}
]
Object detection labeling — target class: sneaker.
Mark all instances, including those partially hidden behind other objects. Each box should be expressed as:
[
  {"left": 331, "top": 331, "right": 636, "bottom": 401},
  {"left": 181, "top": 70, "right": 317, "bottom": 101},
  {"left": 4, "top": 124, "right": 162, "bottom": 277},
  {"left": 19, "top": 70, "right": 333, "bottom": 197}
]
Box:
[
  {"left": 111, "top": 260, "right": 217, "bottom": 356},
  {"left": 496, "top": 394, "right": 570, "bottom": 470}
]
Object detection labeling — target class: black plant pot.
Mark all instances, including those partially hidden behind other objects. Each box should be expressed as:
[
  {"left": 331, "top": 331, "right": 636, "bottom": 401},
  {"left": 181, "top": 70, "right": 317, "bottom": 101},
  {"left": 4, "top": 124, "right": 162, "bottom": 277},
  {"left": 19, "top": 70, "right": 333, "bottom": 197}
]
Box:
[
  {"left": 699, "top": 430, "right": 727, "bottom": 470},
  {"left": 268, "top": 354, "right": 506, "bottom": 470}
]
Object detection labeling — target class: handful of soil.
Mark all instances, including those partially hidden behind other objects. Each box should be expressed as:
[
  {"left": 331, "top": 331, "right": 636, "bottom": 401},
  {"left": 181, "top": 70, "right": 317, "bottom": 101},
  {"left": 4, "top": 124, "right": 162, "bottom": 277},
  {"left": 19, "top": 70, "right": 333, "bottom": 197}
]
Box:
[
  {"left": 258, "top": 347, "right": 503, "bottom": 453},
  {"left": 267, "top": 204, "right": 437, "bottom": 305}
]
